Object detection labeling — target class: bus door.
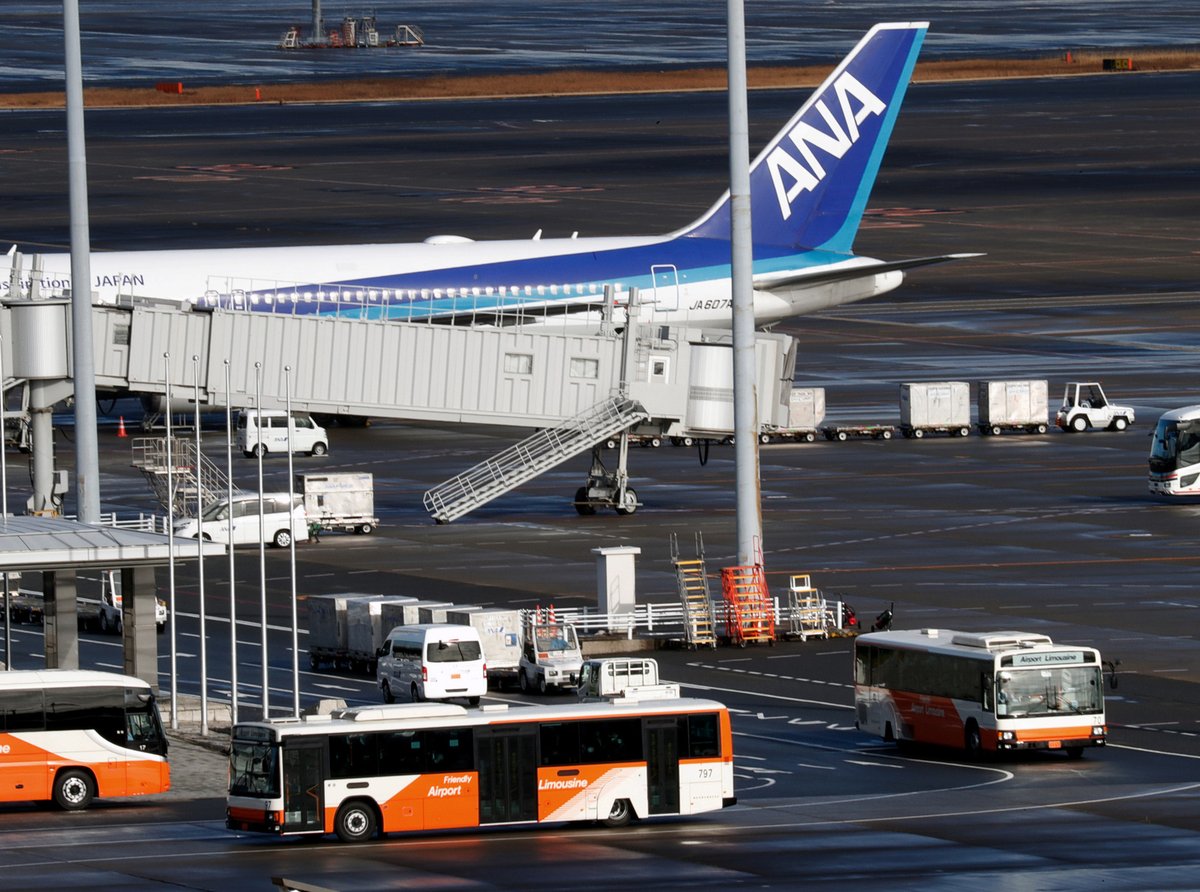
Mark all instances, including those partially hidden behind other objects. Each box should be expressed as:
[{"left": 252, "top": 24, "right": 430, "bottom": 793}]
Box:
[
  {"left": 476, "top": 725, "right": 537, "bottom": 824},
  {"left": 281, "top": 740, "right": 325, "bottom": 833},
  {"left": 645, "top": 718, "right": 680, "bottom": 815}
]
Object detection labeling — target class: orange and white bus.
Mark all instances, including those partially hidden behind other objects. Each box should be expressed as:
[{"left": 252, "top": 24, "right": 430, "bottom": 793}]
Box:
[
  {"left": 0, "top": 669, "right": 170, "bottom": 809},
  {"left": 855, "top": 629, "right": 1107, "bottom": 758},
  {"left": 227, "top": 696, "right": 736, "bottom": 842}
]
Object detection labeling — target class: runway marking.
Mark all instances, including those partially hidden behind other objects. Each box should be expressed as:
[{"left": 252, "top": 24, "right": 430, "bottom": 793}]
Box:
[{"left": 844, "top": 759, "right": 903, "bottom": 769}]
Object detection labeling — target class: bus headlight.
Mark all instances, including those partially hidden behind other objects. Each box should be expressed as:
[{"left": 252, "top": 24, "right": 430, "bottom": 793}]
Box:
[
  {"left": 999, "top": 731, "right": 1016, "bottom": 741},
  {"left": 1092, "top": 726, "right": 1104, "bottom": 735}
]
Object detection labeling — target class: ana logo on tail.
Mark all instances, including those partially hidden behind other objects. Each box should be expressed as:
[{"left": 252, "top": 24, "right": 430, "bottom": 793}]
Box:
[{"left": 766, "top": 72, "right": 886, "bottom": 221}]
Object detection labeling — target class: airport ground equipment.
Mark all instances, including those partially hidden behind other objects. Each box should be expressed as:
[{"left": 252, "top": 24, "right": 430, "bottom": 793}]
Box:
[
  {"left": 784, "top": 574, "right": 828, "bottom": 641},
  {"left": 130, "top": 436, "right": 238, "bottom": 516},
  {"left": 900, "top": 381, "right": 971, "bottom": 438},
  {"left": 577, "top": 657, "right": 679, "bottom": 701},
  {"left": 976, "top": 380, "right": 1049, "bottom": 435},
  {"left": 306, "top": 593, "right": 354, "bottom": 670},
  {"left": 1055, "top": 382, "right": 1135, "bottom": 432},
  {"left": 447, "top": 607, "right": 524, "bottom": 688},
  {"left": 721, "top": 563, "right": 775, "bottom": 646},
  {"left": 670, "top": 532, "right": 717, "bottom": 649},
  {"left": 820, "top": 423, "right": 897, "bottom": 441},
  {"left": 519, "top": 611, "right": 584, "bottom": 693},
  {"left": 297, "top": 471, "right": 377, "bottom": 534}
]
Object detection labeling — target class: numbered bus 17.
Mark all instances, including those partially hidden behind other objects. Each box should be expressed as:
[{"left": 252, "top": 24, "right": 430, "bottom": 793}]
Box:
[
  {"left": 1148, "top": 405, "right": 1200, "bottom": 495},
  {"left": 226, "top": 697, "right": 735, "bottom": 842},
  {"left": 854, "top": 629, "right": 1107, "bottom": 759},
  {"left": 0, "top": 670, "right": 170, "bottom": 810}
]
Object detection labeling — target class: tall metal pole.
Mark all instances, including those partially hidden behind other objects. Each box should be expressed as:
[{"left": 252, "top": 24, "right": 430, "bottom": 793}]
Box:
[
  {"left": 193, "top": 356, "right": 208, "bottom": 735},
  {"left": 285, "top": 366, "right": 300, "bottom": 718},
  {"left": 255, "top": 362, "right": 269, "bottom": 718},
  {"left": 62, "top": 0, "right": 101, "bottom": 523},
  {"left": 224, "top": 360, "right": 238, "bottom": 724},
  {"left": 727, "top": 0, "right": 762, "bottom": 567},
  {"left": 1, "top": 332, "right": 9, "bottom": 669},
  {"left": 163, "top": 353, "right": 178, "bottom": 729}
]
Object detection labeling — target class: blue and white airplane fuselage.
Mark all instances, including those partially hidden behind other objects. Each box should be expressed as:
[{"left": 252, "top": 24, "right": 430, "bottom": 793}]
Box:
[{"left": 5, "top": 23, "right": 971, "bottom": 329}]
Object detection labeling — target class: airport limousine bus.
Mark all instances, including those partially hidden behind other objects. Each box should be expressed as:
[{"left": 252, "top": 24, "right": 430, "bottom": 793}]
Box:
[
  {"left": 854, "top": 629, "right": 1106, "bottom": 758},
  {"left": 1148, "top": 405, "right": 1200, "bottom": 495},
  {"left": 227, "top": 697, "right": 735, "bottom": 842},
  {"left": 0, "top": 669, "right": 170, "bottom": 809}
]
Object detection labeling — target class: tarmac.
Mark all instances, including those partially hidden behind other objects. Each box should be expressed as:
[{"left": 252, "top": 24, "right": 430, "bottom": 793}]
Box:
[{"left": 159, "top": 695, "right": 232, "bottom": 801}]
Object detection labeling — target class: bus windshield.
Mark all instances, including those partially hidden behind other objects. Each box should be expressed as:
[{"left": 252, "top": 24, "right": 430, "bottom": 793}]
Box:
[
  {"left": 1149, "top": 418, "right": 1200, "bottom": 473},
  {"left": 229, "top": 741, "right": 280, "bottom": 797},
  {"left": 996, "top": 666, "right": 1103, "bottom": 718}
]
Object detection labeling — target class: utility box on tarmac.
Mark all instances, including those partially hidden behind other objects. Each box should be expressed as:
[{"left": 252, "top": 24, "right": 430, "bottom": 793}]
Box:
[
  {"left": 900, "top": 381, "right": 971, "bottom": 438},
  {"left": 297, "top": 472, "right": 378, "bottom": 534},
  {"left": 977, "top": 380, "right": 1049, "bottom": 435}
]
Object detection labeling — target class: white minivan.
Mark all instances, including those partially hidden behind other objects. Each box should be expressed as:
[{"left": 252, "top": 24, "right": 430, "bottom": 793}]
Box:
[
  {"left": 175, "top": 492, "right": 309, "bottom": 548},
  {"left": 237, "top": 410, "right": 329, "bottom": 458},
  {"left": 376, "top": 624, "right": 487, "bottom": 706}
]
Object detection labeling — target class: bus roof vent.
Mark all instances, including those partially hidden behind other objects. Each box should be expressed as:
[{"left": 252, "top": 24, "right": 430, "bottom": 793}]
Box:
[
  {"left": 920, "top": 629, "right": 940, "bottom": 637},
  {"left": 950, "top": 631, "right": 1054, "bottom": 651},
  {"left": 480, "top": 704, "right": 509, "bottom": 713},
  {"left": 333, "top": 703, "right": 468, "bottom": 722}
]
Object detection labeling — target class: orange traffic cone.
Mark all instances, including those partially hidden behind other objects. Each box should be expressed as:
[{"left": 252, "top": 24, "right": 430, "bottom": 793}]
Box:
[{"left": 117, "top": 416, "right": 127, "bottom": 438}]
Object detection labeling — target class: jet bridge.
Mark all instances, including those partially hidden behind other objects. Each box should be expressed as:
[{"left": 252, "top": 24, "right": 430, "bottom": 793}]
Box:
[{"left": 5, "top": 297, "right": 798, "bottom": 520}]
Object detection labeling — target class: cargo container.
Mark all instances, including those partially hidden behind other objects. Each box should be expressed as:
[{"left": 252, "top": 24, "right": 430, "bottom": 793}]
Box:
[
  {"left": 297, "top": 472, "right": 378, "bottom": 535},
  {"left": 345, "top": 595, "right": 417, "bottom": 674},
  {"left": 977, "top": 380, "right": 1049, "bottom": 435},
  {"left": 305, "top": 593, "right": 354, "bottom": 669},
  {"left": 900, "top": 381, "right": 971, "bottom": 438},
  {"left": 446, "top": 608, "right": 524, "bottom": 687}
]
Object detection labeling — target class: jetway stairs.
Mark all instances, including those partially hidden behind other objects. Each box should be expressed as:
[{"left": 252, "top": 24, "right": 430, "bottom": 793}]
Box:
[
  {"left": 423, "top": 396, "right": 649, "bottom": 524},
  {"left": 721, "top": 562, "right": 775, "bottom": 646},
  {"left": 130, "top": 437, "right": 240, "bottom": 518}
]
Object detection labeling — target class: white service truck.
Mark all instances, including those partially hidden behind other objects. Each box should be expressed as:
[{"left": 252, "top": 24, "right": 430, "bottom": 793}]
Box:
[
  {"left": 518, "top": 620, "right": 584, "bottom": 694},
  {"left": 1055, "top": 382, "right": 1135, "bottom": 432},
  {"left": 78, "top": 570, "right": 167, "bottom": 634}
]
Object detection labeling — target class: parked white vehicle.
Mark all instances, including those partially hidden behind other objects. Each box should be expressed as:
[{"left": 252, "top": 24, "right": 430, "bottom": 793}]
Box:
[
  {"left": 376, "top": 624, "right": 487, "bottom": 705},
  {"left": 237, "top": 409, "right": 329, "bottom": 458},
  {"left": 174, "top": 493, "right": 309, "bottom": 548},
  {"left": 78, "top": 570, "right": 167, "bottom": 634},
  {"left": 1055, "top": 382, "right": 1135, "bottom": 433}
]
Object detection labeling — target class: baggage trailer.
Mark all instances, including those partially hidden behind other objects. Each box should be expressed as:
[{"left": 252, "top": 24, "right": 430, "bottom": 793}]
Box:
[
  {"left": 447, "top": 608, "right": 524, "bottom": 688},
  {"left": 820, "top": 423, "right": 896, "bottom": 441},
  {"left": 297, "top": 472, "right": 379, "bottom": 535},
  {"left": 900, "top": 381, "right": 971, "bottom": 438},
  {"left": 306, "top": 592, "right": 355, "bottom": 670},
  {"left": 977, "top": 380, "right": 1049, "bottom": 435}
]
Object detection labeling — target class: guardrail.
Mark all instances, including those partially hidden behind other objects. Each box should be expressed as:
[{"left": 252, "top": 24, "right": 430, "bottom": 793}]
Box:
[{"left": 543, "top": 599, "right": 847, "bottom": 640}]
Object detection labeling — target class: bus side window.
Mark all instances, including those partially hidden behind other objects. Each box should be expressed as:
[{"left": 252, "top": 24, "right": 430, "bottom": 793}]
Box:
[{"left": 982, "top": 674, "right": 994, "bottom": 712}]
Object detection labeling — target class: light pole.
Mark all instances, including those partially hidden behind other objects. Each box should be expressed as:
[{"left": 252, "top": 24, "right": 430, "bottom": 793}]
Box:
[
  {"left": 255, "top": 362, "right": 269, "bottom": 718},
  {"left": 285, "top": 365, "right": 300, "bottom": 717},
  {"left": 224, "top": 359, "right": 238, "bottom": 724},
  {"left": 193, "top": 355, "right": 208, "bottom": 735},
  {"left": 163, "top": 352, "right": 178, "bottom": 729}
]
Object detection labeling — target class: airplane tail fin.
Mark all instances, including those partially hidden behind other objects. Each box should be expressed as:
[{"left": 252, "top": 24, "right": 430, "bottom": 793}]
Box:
[{"left": 681, "top": 22, "right": 927, "bottom": 255}]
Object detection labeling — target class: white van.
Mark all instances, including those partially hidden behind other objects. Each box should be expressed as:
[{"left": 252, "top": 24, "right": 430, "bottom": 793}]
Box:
[
  {"left": 376, "top": 624, "right": 487, "bottom": 706},
  {"left": 174, "top": 492, "right": 309, "bottom": 548},
  {"left": 237, "top": 410, "right": 329, "bottom": 458}
]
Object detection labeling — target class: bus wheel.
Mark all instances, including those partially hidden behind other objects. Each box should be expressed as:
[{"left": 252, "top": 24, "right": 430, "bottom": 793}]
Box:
[
  {"left": 1066, "top": 747, "right": 1085, "bottom": 760},
  {"left": 602, "top": 798, "right": 634, "bottom": 828},
  {"left": 964, "top": 722, "right": 983, "bottom": 760},
  {"left": 334, "top": 801, "right": 377, "bottom": 843},
  {"left": 53, "top": 769, "right": 95, "bottom": 811}
]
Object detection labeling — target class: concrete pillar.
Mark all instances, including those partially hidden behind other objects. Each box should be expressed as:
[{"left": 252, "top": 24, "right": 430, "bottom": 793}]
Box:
[
  {"left": 593, "top": 546, "right": 641, "bottom": 632},
  {"left": 122, "top": 565, "right": 160, "bottom": 691},
  {"left": 42, "top": 569, "right": 79, "bottom": 669}
]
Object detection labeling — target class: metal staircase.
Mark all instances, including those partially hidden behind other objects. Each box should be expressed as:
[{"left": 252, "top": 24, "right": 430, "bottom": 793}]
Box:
[
  {"left": 130, "top": 436, "right": 239, "bottom": 517},
  {"left": 671, "top": 532, "right": 716, "bottom": 649},
  {"left": 423, "top": 396, "right": 650, "bottom": 524},
  {"left": 721, "top": 563, "right": 775, "bottom": 646},
  {"left": 785, "top": 574, "right": 828, "bottom": 640}
]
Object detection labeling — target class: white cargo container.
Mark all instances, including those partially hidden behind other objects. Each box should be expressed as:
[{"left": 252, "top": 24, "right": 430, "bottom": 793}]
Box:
[
  {"left": 900, "top": 381, "right": 971, "bottom": 438},
  {"left": 418, "top": 603, "right": 479, "bottom": 624},
  {"left": 447, "top": 608, "right": 524, "bottom": 687},
  {"left": 306, "top": 593, "right": 354, "bottom": 670},
  {"left": 297, "top": 472, "right": 378, "bottom": 535},
  {"left": 977, "top": 380, "right": 1049, "bottom": 435},
  {"left": 378, "top": 597, "right": 420, "bottom": 639},
  {"left": 345, "top": 595, "right": 415, "bottom": 674}
]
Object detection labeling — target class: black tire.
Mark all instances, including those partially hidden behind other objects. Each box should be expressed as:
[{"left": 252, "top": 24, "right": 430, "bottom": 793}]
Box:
[
  {"left": 538, "top": 675, "right": 548, "bottom": 694},
  {"left": 252, "top": 443, "right": 267, "bottom": 458},
  {"left": 357, "top": 523, "right": 374, "bottom": 535},
  {"left": 334, "top": 801, "right": 377, "bottom": 843},
  {"left": 311, "top": 442, "right": 328, "bottom": 456},
  {"left": 468, "top": 696, "right": 480, "bottom": 706},
  {"left": 913, "top": 428, "right": 925, "bottom": 439},
  {"left": 1111, "top": 416, "right": 1129, "bottom": 432},
  {"left": 574, "top": 486, "right": 596, "bottom": 516},
  {"left": 1071, "top": 415, "right": 1088, "bottom": 433},
  {"left": 1066, "top": 746, "right": 1085, "bottom": 760},
  {"left": 803, "top": 432, "right": 815, "bottom": 443},
  {"left": 602, "top": 798, "right": 634, "bottom": 828},
  {"left": 53, "top": 769, "right": 95, "bottom": 811},
  {"left": 959, "top": 427, "right": 970, "bottom": 437},
  {"left": 1036, "top": 423, "right": 1048, "bottom": 434},
  {"left": 381, "top": 680, "right": 394, "bottom": 703},
  {"left": 309, "top": 652, "right": 321, "bottom": 671},
  {"left": 648, "top": 437, "right": 662, "bottom": 448},
  {"left": 604, "top": 438, "right": 617, "bottom": 449},
  {"left": 836, "top": 431, "right": 848, "bottom": 442},
  {"left": 759, "top": 433, "right": 771, "bottom": 444},
  {"left": 964, "top": 721, "right": 983, "bottom": 760},
  {"left": 411, "top": 682, "right": 423, "bottom": 703},
  {"left": 991, "top": 425, "right": 1002, "bottom": 436},
  {"left": 519, "top": 670, "right": 530, "bottom": 693},
  {"left": 614, "top": 488, "right": 638, "bottom": 516},
  {"left": 880, "top": 429, "right": 893, "bottom": 440},
  {"left": 682, "top": 437, "right": 694, "bottom": 447},
  {"left": 272, "top": 529, "right": 293, "bottom": 548},
  {"left": 98, "top": 611, "right": 110, "bottom": 634}
]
